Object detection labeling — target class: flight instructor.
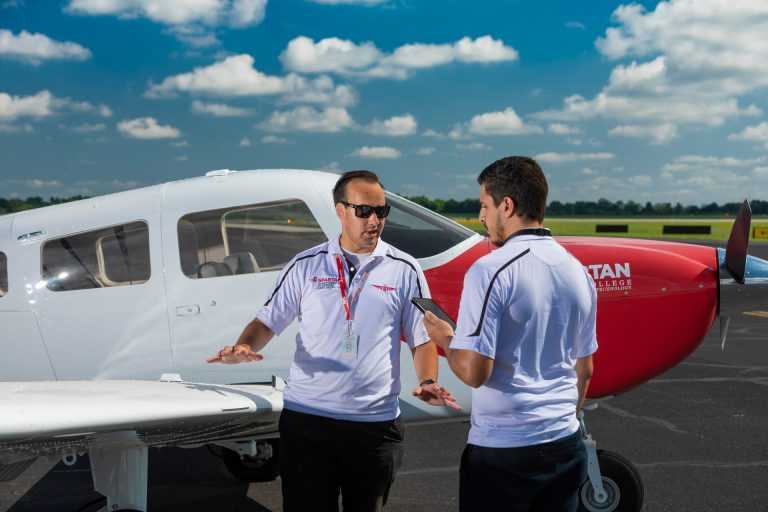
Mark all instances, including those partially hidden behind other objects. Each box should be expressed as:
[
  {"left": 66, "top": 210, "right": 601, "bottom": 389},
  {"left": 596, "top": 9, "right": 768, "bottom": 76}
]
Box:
[
  {"left": 423, "top": 156, "right": 598, "bottom": 512},
  {"left": 208, "top": 170, "right": 459, "bottom": 512}
]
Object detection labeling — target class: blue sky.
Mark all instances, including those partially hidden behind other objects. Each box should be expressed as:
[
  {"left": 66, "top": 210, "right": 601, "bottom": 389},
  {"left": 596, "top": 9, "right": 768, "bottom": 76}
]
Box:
[{"left": 2, "top": 0, "right": 767, "bottom": 204}]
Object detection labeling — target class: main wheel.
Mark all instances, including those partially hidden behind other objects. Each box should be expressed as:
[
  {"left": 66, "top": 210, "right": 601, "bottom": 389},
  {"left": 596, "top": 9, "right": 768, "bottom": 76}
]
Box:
[
  {"left": 579, "top": 449, "right": 644, "bottom": 512},
  {"left": 209, "top": 441, "right": 280, "bottom": 483}
]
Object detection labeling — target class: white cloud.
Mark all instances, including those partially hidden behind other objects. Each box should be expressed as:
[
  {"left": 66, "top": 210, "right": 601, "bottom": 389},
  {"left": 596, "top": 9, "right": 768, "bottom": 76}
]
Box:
[
  {"left": 729, "top": 122, "right": 768, "bottom": 142},
  {"left": 628, "top": 175, "right": 652, "bottom": 186},
  {"left": 534, "top": 2, "right": 768, "bottom": 136},
  {"left": 66, "top": 0, "right": 267, "bottom": 28},
  {"left": 175, "top": 155, "right": 189, "bottom": 161},
  {"left": 608, "top": 123, "right": 678, "bottom": 144},
  {"left": 565, "top": 21, "right": 585, "bottom": 30},
  {"left": 260, "top": 106, "right": 353, "bottom": 133},
  {"left": 548, "top": 123, "right": 580, "bottom": 135},
  {"left": 192, "top": 100, "right": 251, "bottom": 117},
  {"left": 365, "top": 114, "right": 417, "bottom": 136},
  {"left": 415, "top": 146, "right": 435, "bottom": 155},
  {"left": 0, "top": 90, "right": 53, "bottom": 121},
  {"left": 239, "top": 137, "right": 251, "bottom": 147},
  {"left": 27, "top": 179, "right": 63, "bottom": 188},
  {"left": 71, "top": 122, "right": 106, "bottom": 133},
  {"left": 280, "top": 35, "right": 517, "bottom": 79},
  {"left": 117, "top": 117, "right": 181, "bottom": 139},
  {"left": 535, "top": 152, "right": 615, "bottom": 164},
  {"left": 0, "top": 122, "right": 33, "bottom": 133},
  {"left": 261, "top": 135, "right": 288, "bottom": 144},
  {"left": 147, "top": 55, "right": 355, "bottom": 107},
  {"left": 662, "top": 155, "right": 765, "bottom": 173},
  {"left": 172, "top": 140, "right": 189, "bottom": 147},
  {"left": 0, "top": 29, "right": 91, "bottom": 64},
  {"left": 467, "top": 107, "right": 542, "bottom": 136},
  {"left": 581, "top": 167, "right": 597, "bottom": 176},
  {"left": 457, "top": 142, "right": 491, "bottom": 151},
  {"left": 351, "top": 146, "right": 400, "bottom": 159},
  {"left": 308, "top": 0, "right": 387, "bottom": 4}
]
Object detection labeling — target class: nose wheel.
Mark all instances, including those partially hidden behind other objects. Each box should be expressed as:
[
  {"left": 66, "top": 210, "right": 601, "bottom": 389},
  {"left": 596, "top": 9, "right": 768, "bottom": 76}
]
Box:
[
  {"left": 579, "top": 449, "right": 643, "bottom": 512},
  {"left": 578, "top": 409, "right": 644, "bottom": 512}
]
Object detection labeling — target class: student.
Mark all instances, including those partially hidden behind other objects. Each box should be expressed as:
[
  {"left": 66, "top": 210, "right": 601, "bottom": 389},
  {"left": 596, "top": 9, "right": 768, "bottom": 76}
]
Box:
[
  {"left": 209, "top": 170, "right": 459, "bottom": 512},
  {"left": 424, "top": 156, "right": 597, "bottom": 512}
]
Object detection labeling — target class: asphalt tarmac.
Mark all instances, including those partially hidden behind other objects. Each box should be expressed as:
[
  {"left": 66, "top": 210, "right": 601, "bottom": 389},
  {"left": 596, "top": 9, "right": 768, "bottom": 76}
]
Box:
[{"left": 3, "top": 241, "right": 768, "bottom": 512}]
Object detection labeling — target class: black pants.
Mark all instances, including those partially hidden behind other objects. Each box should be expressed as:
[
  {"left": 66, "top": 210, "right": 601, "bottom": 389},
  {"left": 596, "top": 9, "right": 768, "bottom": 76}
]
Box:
[
  {"left": 459, "top": 431, "right": 587, "bottom": 512},
  {"left": 279, "top": 409, "right": 404, "bottom": 512}
]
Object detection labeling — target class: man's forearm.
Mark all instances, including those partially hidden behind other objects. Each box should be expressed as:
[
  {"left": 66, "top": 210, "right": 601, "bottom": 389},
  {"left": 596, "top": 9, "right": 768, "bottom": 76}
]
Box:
[
  {"left": 236, "top": 319, "right": 275, "bottom": 352},
  {"left": 575, "top": 356, "right": 594, "bottom": 412},
  {"left": 412, "top": 341, "right": 439, "bottom": 382}
]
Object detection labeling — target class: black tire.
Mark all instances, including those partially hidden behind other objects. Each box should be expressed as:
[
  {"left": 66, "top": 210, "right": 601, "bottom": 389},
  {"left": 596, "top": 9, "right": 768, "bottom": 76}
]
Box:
[
  {"left": 209, "top": 441, "right": 280, "bottom": 483},
  {"left": 579, "top": 449, "right": 644, "bottom": 512}
]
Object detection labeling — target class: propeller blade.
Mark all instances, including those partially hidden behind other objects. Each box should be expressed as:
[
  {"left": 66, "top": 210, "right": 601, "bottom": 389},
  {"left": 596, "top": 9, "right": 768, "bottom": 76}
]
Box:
[{"left": 725, "top": 200, "right": 752, "bottom": 284}]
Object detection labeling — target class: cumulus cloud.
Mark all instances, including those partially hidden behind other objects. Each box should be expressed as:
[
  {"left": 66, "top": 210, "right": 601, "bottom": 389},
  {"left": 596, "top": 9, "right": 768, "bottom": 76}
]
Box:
[
  {"left": 192, "top": 100, "right": 252, "bottom": 117},
  {"left": 465, "top": 107, "right": 542, "bottom": 136},
  {"left": 71, "top": 122, "right": 106, "bottom": 133},
  {"left": 0, "top": 29, "right": 91, "bottom": 64},
  {"left": 657, "top": 154, "right": 764, "bottom": 200},
  {"left": 351, "top": 146, "right": 401, "bottom": 159},
  {"left": 729, "top": 122, "right": 768, "bottom": 143},
  {"left": 260, "top": 106, "right": 353, "bottom": 133},
  {"left": 535, "top": 152, "right": 615, "bottom": 164},
  {"left": 548, "top": 123, "right": 580, "bottom": 135},
  {"left": 239, "top": 137, "right": 251, "bottom": 147},
  {"left": 608, "top": 123, "right": 678, "bottom": 144},
  {"left": 147, "top": 54, "right": 355, "bottom": 107},
  {"left": 365, "top": 114, "right": 417, "bottom": 136},
  {"left": 565, "top": 21, "right": 585, "bottom": 30},
  {"left": 415, "top": 146, "right": 435, "bottom": 155},
  {"left": 0, "top": 90, "right": 54, "bottom": 121},
  {"left": 261, "top": 135, "right": 288, "bottom": 144},
  {"left": 534, "top": 1, "right": 768, "bottom": 139},
  {"left": 66, "top": 0, "right": 267, "bottom": 28},
  {"left": 457, "top": 142, "right": 491, "bottom": 151},
  {"left": 662, "top": 155, "right": 765, "bottom": 173},
  {"left": 280, "top": 35, "right": 517, "bottom": 79},
  {"left": 27, "top": 178, "right": 63, "bottom": 188},
  {"left": 117, "top": 117, "right": 181, "bottom": 139},
  {"left": 308, "top": 0, "right": 387, "bottom": 4}
]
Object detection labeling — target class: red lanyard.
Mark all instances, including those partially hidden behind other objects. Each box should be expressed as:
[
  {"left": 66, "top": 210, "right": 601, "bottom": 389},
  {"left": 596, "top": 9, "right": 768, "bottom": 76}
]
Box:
[{"left": 335, "top": 255, "right": 351, "bottom": 321}]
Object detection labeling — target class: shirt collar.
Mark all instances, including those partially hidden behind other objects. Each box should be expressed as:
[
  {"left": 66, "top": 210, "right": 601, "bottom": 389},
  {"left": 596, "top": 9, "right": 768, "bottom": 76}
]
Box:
[
  {"left": 328, "top": 235, "right": 389, "bottom": 259},
  {"left": 501, "top": 227, "right": 551, "bottom": 247}
]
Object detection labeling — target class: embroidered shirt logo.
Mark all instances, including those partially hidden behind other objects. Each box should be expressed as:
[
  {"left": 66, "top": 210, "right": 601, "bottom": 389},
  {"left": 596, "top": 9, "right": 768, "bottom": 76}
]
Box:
[
  {"left": 372, "top": 284, "right": 396, "bottom": 292},
  {"left": 311, "top": 276, "right": 339, "bottom": 289}
]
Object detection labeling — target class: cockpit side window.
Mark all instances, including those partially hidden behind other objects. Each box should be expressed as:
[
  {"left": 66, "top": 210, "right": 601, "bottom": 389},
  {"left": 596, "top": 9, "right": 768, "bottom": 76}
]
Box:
[
  {"left": 382, "top": 192, "right": 475, "bottom": 258},
  {"left": 178, "top": 199, "right": 327, "bottom": 279},
  {"left": 0, "top": 252, "right": 7, "bottom": 296},
  {"left": 41, "top": 221, "right": 151, "bottom": 291}
]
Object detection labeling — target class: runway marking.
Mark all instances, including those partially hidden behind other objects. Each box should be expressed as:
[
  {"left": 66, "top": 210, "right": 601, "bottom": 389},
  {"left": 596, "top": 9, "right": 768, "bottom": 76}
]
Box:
[
  {"left": 649, "top": 377, "right": 768, "bottom": 387},
  {"left": 598, "top": 403, "right": 688, "bottom": 434},
  {"left": 743, "top": 311, "right": 768, "bottom": 319}
]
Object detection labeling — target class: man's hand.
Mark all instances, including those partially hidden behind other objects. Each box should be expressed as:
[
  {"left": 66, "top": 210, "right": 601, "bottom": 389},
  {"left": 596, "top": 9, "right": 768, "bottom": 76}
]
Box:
[
  {"left": 423, "top": 311, "right": 454, "bottom": 350},
  {"left": 412, "top": 382, "right": 462, "bottom": 411},
  {"left": 207, "top": 344, "right": 264, "bottom": 364}
]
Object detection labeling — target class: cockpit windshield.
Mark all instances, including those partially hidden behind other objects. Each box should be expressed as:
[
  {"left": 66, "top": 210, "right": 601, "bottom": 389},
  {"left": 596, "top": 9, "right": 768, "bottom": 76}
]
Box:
[{"left": 382, "top": 192, "right": 476, "bottom": 258}]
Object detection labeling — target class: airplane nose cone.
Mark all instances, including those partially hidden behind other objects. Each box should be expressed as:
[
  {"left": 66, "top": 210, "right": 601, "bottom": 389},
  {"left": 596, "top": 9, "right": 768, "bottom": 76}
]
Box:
[{"left": 717, "top": 248, "right": 768, "bottom": 281}]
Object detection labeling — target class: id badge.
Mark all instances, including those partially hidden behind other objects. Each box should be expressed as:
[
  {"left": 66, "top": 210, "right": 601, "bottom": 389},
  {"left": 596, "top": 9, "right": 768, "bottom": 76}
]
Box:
[{"left": 341, "top": 322, "right": 358, "bottom": 359}]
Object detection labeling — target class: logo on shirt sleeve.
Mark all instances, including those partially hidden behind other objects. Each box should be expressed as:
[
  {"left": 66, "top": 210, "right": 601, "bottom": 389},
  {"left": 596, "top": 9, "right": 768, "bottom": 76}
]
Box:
[{"left": 372, "top": 284, "right": 397, "bottom": 293}]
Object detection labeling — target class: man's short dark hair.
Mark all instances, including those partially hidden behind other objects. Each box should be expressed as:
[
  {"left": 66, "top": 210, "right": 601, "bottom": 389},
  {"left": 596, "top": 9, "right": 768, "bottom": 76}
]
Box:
[
  {"left": 332, "top": 170, "right": 384, "bottom": 204},
  {"left": 477, "top": 156, "right": 548, "bottom": 222}
]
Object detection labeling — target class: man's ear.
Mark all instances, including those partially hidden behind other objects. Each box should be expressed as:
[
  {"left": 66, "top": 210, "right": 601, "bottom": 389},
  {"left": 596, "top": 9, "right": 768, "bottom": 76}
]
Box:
[
  {"left": 502, "top": 196, "right": 516, "bottom": 219},
  {"left": 335, "top": 202, "right": 345, "bottom": 221}
]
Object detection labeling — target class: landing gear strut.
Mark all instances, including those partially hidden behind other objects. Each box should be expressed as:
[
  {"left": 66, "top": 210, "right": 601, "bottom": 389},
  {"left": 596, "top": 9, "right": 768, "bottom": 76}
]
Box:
[
  {"left": 89, "top": 431, "right": 148, "bottom": 512},
  {"left": 578, "top": 410, "right": 644, "bottom": 512}
]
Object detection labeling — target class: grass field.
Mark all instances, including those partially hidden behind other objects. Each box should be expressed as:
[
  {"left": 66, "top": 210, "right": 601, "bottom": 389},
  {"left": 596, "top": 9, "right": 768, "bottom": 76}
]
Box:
[{"left": 449, "top": 216, "right": 768, "bottom": 241}]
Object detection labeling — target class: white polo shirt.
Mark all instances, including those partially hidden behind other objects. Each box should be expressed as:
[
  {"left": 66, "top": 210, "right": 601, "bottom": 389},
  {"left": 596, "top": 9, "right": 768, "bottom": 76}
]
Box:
[
  {"left": 450, "top": 229, "right": 598, "bottom": 448},
  {"left": 255, "top": 236, "right": 430, "bottom": 422}
]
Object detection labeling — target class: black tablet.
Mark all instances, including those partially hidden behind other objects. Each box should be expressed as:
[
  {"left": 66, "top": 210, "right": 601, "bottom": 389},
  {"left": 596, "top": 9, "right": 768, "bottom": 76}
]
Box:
[{"left": 411, "top": 297, "right": 456, "bottom": 330}]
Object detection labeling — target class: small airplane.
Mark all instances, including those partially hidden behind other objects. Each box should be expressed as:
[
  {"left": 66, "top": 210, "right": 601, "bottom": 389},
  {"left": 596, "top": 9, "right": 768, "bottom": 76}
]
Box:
[{"left": 0, "top": 168, "right": 765, "bottom": 512}]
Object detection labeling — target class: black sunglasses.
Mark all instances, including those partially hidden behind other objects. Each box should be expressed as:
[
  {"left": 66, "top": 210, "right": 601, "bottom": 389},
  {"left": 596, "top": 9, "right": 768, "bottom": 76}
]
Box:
[{"left": 340, "top": 201, "right": 391, "bottom": 219}]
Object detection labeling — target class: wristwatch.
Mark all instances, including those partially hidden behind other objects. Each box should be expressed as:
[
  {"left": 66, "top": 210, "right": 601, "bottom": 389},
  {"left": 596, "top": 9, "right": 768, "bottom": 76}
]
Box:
[{"left": 419, "top": 378, "right": 436, "bottom": 386}]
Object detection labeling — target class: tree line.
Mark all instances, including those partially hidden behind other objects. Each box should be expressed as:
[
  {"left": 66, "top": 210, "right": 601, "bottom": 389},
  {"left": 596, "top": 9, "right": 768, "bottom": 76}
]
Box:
[
  {"left": 403, "top": 196, "right": 767, "bottom": 217},
  {"left": 1, "top": 195, "right": 765, "bottom": 217}
]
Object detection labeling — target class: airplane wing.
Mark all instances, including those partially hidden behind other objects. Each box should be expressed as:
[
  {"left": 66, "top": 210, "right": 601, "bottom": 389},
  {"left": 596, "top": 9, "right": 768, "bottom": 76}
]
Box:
[{"left": 0, "top": 379, "right": 283, "bottom": 458}]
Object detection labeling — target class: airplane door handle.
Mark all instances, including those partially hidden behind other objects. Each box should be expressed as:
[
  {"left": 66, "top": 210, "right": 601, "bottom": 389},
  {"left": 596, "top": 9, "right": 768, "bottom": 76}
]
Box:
[{"left": 176, "top": 304, "right": 201, "bottom": 316}]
